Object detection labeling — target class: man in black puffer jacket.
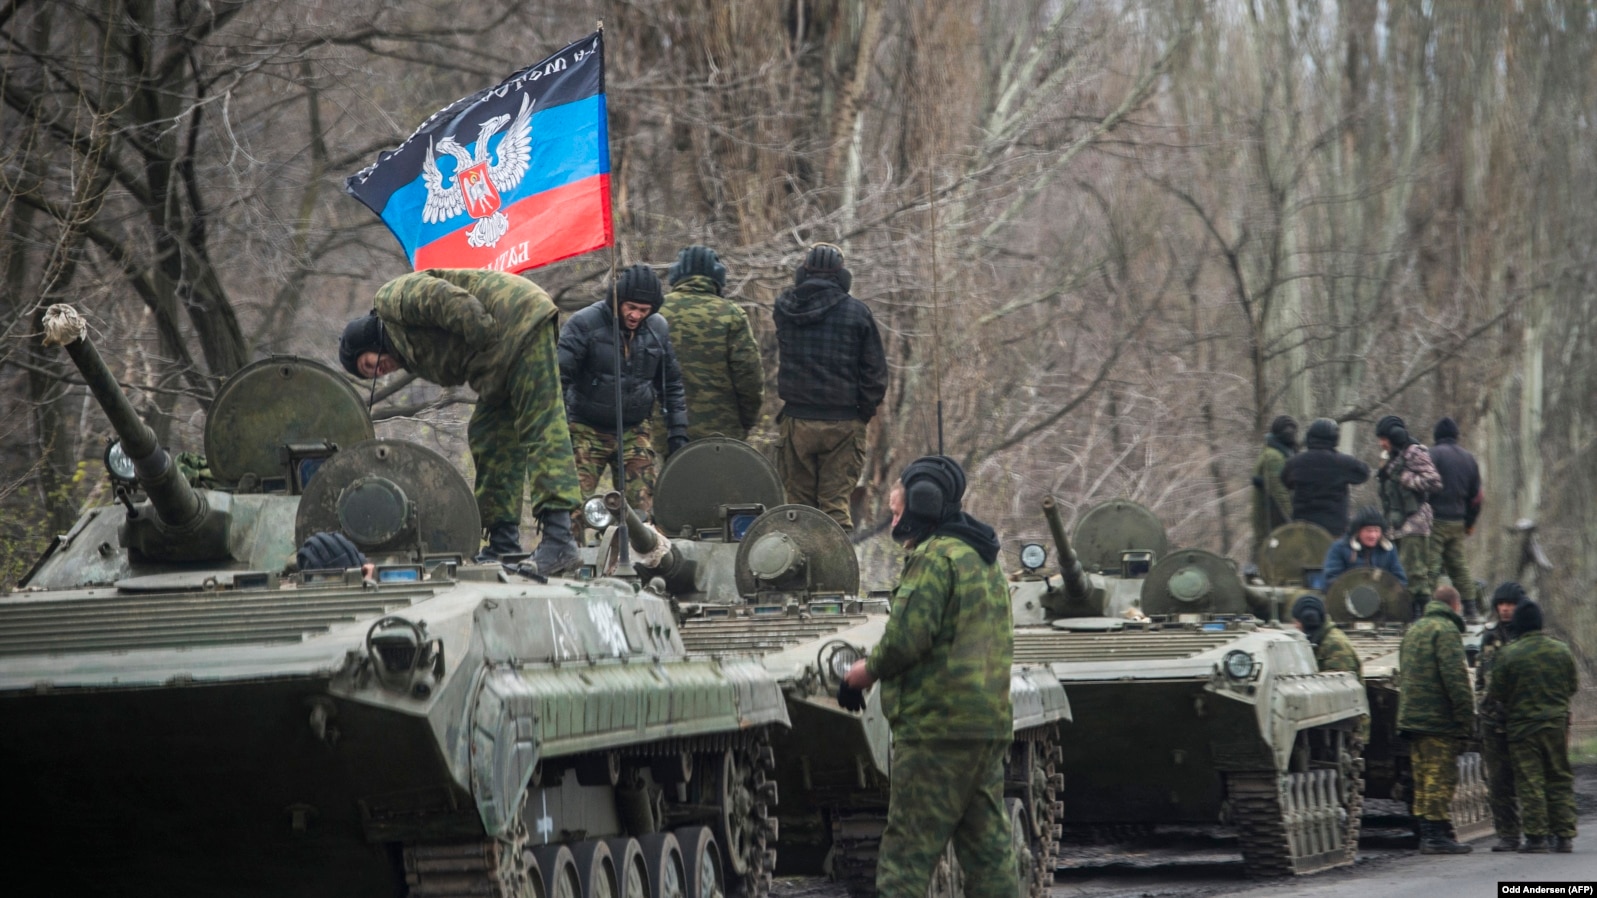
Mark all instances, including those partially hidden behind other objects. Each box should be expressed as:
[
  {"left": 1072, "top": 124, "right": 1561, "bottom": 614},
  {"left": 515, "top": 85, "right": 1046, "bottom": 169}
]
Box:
[
  {"left": 773, "top": 243, "right": 888, "bottom": 530},
  {"left": 1281, "top": 418, "right": 1371, "bottom": 537},
  {"left": 559, "top": 264, "right": 688, "bottom": 525}
]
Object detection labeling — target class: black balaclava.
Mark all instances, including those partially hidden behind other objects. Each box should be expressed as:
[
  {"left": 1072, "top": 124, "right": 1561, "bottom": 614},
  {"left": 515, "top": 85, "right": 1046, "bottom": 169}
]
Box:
[
  {"left": 1269, "top": 415, "right": 1299, "bottom": 451},
  {"left": 339, "top": 311, "right": 388, "bottom": 377}
]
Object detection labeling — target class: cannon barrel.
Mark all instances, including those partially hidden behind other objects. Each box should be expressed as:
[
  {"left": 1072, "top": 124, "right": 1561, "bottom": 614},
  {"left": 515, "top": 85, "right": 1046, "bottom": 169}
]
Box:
[
  {"left": 602, "top": 490, "right": 701, "bottom": 593},
  {"left": 43, "top": 305, "right": 204, "bottom": 530},
  {"left": 604, "top": 490, "right": 661, "bottom": 556},
  {"left": 1043, "top": 496, "right": 1093, "bottom": 606}
]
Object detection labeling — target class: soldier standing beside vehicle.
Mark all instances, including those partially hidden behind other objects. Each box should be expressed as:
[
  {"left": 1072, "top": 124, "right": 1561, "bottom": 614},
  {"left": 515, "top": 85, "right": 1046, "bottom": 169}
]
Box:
[
  {"left": 1396, "top": 584, "right": 1476, "bottom": 855},
  {"left": 339, "top": 269, "right": 583, "bottom": 572},
  {"left": 841, "top": 456, "right": 1017, "bottom": 898},
  {"left": 773, "top": 243, "right": 888, "bottom": 531},
  {"left": 1429, "top": 417, "right": 1484, "bottom": 621},
  {"left": 1375, "top": 415, "right": 1444, "bottom": 619},
  {"left": 1476, "top": 582, "right": 1530, "bottom": 852},
  {"left": 559, "top": 264, "right": 689, "bottom": 527},
  {"left": 1250, "top": 415, "right": 1297, "bottom": 559},
  {"left": 1487, "top": 599, "right": 1579, "bottom": 854},
  {"left": 1281, "top": 418, "right": 1370, "bottom": 538},
  {"left": 650, "top": 245, "right": 765, "bottom": 457}
]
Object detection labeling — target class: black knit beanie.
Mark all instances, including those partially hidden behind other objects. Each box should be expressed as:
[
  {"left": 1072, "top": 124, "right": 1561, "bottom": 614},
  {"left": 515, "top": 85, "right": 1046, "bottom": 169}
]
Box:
[
  {"left": 339, "top": 311, "right": 387, "bottom": 377},
  {"left": 667, "top": 245, "right": 727, "bottom": 290},
  {"left": 611, "top": 264, "right": 664, "bottom": 313},
  {"left": 1512, "top": 600, "right": 1543, "bottom": 633},
  {"left": 1433, "top": 416, "right": 1460, "bottom": 442},
  {"left": 297, "top": 531, "right": 368, "bottom": 571}
]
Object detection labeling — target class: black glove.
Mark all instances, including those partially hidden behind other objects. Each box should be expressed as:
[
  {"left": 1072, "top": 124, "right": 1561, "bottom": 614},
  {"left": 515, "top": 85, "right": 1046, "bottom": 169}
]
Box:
[
  {"left": 836, "top": 680, "right": 866, "bottom": 713},
  {"left": 1250, "top": 475, "right": 1264, "bottom": 489},
  {"left": 1377, "top": 467, "right": 1390, "bottom": 482},
  {"left": 667, "top": 435, "right": 689, "bottom": 456}
]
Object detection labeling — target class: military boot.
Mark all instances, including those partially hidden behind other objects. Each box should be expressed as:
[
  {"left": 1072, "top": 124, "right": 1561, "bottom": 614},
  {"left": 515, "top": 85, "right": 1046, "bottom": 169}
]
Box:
[
  {"left": 1554, "top": 836, "right": 1574, "bottom": 853},
  {"left": 530, "top": 509, "right": 581, "bottom": 577},
  {"left": 475, "top": 522, "right": 523, "bottom": 563},
  {"left": 1490, "top": 834, "right": 1522, "bottom": 852},
  {"left": 1419, "top": 821, "right": 1472, "bottom": 854},
  {"left": 1518, "top": 835, "right": 1550, "bottom": 853}
]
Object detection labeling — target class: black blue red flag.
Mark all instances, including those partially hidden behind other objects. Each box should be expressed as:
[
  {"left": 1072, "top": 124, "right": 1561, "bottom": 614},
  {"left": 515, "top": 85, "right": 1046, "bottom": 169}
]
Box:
[{"left": 345, "top": 32, "right": 611, "bottom": 272}]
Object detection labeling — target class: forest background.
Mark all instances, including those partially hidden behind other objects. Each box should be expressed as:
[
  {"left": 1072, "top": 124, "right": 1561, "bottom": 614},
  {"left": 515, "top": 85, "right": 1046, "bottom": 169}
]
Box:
[{"left": 4, "top": 1, "right": 1594, "bottom": 687}]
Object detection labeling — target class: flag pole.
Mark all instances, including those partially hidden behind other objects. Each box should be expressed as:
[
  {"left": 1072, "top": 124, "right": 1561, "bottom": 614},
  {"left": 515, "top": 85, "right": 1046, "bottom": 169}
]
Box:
[
  {"left": 599, "top": 19, "right": 630, "bottom": 565},
  {"left": 927, "top": 163, "right": 944, "bottom": 457}
]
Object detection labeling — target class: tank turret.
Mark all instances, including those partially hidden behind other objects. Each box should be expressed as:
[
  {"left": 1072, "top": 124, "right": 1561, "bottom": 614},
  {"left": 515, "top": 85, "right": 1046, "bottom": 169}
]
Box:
[{"left": 43, "top": 304, "right": 227, "bottom": 561}]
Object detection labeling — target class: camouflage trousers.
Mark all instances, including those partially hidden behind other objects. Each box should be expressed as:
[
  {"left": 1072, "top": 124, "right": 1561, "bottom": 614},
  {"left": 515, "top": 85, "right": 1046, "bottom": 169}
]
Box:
[
  {"left": 776, "top": 416, "right": 865, "bottom": 531},
  {"left": 1409, "top": 734, "right": 1462, "bottom": 821},
  {"left": 1431, "top": 519, "right": 1476, "bottom": 608},
  {"left": 1397, "top": 534, "right": 1437, "bottom": 618},
  {"left": 1510, "top": 727, "right": 1578, "bottom": 838},
  {"left": 468, "top": 322, "right": 582, "bottom": 527},
  {"left": 1481, "top": 724, "right": 1519, "bottom": 838},
  {"left": 877, "top": 738, "right": 1017, "bottom": 898},
  {"left": 569, "top": 420, "right": 656, "bottom": 520}
]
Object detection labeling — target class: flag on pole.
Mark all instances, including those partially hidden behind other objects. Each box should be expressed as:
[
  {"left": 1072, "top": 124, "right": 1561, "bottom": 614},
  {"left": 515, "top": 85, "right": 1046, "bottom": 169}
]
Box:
[{"left": 344, "top": 32, "right": 611, "bottom": 273}]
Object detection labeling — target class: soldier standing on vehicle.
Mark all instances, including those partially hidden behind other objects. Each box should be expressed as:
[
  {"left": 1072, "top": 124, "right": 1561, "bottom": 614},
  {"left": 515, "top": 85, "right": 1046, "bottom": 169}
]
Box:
[
  {"left": 1281, "top": 418, "right": 1371, "bottom": 537},
  {"left": 650, "top": 245, "right": 765, "bottom": 457},
  {"left": 1429, "top": 417, "right": 1484, "bottom": 621},
  {"left": 1320, "top": 506, "right": 1407, "bottom": 591},
  {"left": 1476, "top": 582, "right": 1530, "bottom": 852},
  {"left": 840, "top": 456, "right": 1017, "bottom": 898},
  {"left": 1375, "top": 415, "right": 1444, "bottom": 619},
  {"left": 1487, "top": 599, "right": 1579, "bottom": 854},
  {"left": 339, "top": 269, "right": 583, "bottom": 572},
  {"left": 1396, "top": 583, "right": 1476, "bottom": 855},
  {"left": 773, "top": 243, "right": 888, "bottom": 531},
  {"left": 1251, "top": 415, "right": 1297, "bottom": 559},
  {"left": 559, "top": 264, "right": 688, "bottom": 527}
]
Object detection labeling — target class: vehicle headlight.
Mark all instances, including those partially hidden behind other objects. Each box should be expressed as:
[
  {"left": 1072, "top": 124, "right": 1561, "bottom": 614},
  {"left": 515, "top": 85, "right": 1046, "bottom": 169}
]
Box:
[
  {"left": 104, "top": 440, "right": 136, "bottom": 484},
  {"left": 583, "top": 495, "right": 614, "bottom": 530},
  {"left": 820, "top": 641, "right": 862, "bottom": 683},
  {"left": 1223, "top": 649, "right": 1255, "bottom": 680},
  {"left": 1019, "top": 543, "right": 1047, "bottom": 572}
]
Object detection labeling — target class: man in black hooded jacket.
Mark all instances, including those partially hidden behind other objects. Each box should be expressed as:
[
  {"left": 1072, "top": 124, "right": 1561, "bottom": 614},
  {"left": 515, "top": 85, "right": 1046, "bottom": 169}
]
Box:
[
  {"left": 1281, "top": 418, "right": 1371, "bottom": 536},
  {"left": 773, "top": 243, "right": 888, "bottom": 530},
  {"left": 1430, "top": 416, "right": 1484, "bottom": 619}
]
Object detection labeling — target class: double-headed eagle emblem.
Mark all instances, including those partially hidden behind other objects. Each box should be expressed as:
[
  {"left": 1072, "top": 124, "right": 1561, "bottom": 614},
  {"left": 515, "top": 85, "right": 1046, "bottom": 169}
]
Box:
[{"left": 422, "top": 93, "right": 534, "bottom": 248}]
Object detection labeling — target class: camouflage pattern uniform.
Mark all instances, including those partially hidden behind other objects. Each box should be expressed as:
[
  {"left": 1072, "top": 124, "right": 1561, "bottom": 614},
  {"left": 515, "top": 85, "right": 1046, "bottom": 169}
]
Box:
[
  {"left": 1251, "top": 437, "right": 1293, "bottom": 559},
  {"left": 650, "top": 274, "right": 764, "bottom": 455},
  {"left": 1474, "top": 620, "right": 1519, "bottom": 840},
  {"left": 1312, "top": 623, "right": 1369, "bottom": 741},
  {"left": 1396, "top": 600, "right": 1475, "bottom": 822},
  {"left": 1378, "top": 442, "right": 1444, "bottom": 612},
  {"left": 570, "top": 420, "right": 656, "bottom": 516},
  {"left": 1487, "top": 631, "right": 1579, "bottom": 840},
  {"left": 865, "top": 535, "right": 1017, "bottom": 898},
  {"left": 374, "top": 269, "right": 581, "bottom": 526}
]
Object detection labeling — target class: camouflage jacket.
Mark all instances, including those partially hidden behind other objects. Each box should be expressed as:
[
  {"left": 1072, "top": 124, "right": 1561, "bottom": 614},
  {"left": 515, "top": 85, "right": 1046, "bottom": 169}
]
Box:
[
  {"left": 1251, "top": 439, "right": 1293, "bottom": 539},
  {"left": 1474, "top": 620, "right": 1513, "bottom": 726},
  {"left": 1396, "top": 601, "right": 1476, "bottom": 737},
  {"left": 1313, "top": 624, "right": 1362, "bottom": 677},
  {"left": 654, "top": 276, "right": 765, "bottom": 441},
  {"left": 866, "top": 534, "right": 1014, "bottom": 741},
  {"left": 374, "top": 269, "right": 557, "bottom": 404},
  {"left": 1378, "top": 443, "right": 1442, "bottom": 537},
  {"left": 1487, "top": 631, "right": 1578, "bottom": 740}
]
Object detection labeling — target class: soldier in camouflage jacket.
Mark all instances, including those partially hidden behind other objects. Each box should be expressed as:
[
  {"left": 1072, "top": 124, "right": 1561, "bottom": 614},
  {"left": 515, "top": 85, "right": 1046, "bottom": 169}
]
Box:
[
  {"left": 1476, "top": 582, "right": 1530, "bottom": 849},
  {"left": 339, "top": 269, "right": 582, "bottom": 572},
  {"left": 843, "top": 456, "right": 1016, "bottom": 898},
  {"left": 1396, "top": 586, "right": 1476, "bottom": 853},
  {"left": 1487, "top": 600, "right": 1578, "bottom": 852},
  {"left": 649, "top": 246, "right": 765, "bottom": 456},
  {"left": 1376, "top": 415, "right": 1444, "bottom": 617}
]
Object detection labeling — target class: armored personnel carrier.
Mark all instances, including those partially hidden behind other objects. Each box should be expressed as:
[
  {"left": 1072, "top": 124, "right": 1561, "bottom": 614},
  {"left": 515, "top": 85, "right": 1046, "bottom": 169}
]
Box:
[
  {"left": 1007, "top": 498, "right": 1368, "bottom": 876},
  {"left": 590, "top": 440, "right": 1071, "bottom": 898},
  {"left": 1, "top": 307, "right": 789, "bottom": 898},
  {"left": 1254, "top": 523, "right": 1494, "bottom": 842}
]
